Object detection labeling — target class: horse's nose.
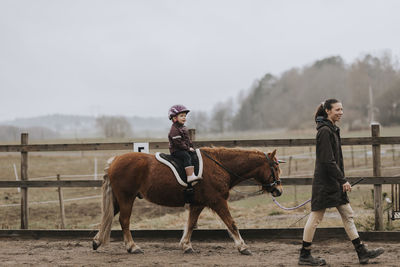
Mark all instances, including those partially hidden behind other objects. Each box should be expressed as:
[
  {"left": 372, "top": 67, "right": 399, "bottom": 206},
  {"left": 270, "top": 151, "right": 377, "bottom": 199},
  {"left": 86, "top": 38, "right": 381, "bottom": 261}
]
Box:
[{"left": 273, "top": 187, "right": 282, "bottom": 197}]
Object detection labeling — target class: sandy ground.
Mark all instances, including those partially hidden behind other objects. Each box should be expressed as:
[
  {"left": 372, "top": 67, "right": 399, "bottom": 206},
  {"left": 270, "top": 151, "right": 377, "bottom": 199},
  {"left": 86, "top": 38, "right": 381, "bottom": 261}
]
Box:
[{"left": 0, "top": 238, "right": 397, "bottom": 266}]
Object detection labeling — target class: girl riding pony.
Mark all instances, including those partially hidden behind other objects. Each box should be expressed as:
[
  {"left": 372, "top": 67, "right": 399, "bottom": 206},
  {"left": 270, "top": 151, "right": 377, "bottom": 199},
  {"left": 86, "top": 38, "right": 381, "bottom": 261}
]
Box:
[{"left": 168, "top": 104, "right": 202, "bottom": 183}]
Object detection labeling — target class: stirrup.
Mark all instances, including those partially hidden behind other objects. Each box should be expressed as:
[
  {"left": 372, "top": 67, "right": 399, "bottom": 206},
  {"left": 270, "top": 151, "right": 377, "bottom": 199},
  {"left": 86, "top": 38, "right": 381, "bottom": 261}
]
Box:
[{"left": 187, "top": 176, "right": 202, "bottom": 183}]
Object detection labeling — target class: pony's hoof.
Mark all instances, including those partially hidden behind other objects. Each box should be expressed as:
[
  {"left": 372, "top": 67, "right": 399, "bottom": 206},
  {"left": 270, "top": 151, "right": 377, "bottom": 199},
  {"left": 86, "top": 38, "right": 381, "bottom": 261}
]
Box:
[
  {"left": 239, "top": 248, "right": 252, "bottom": 255},
  {"left": 92, "top": 241, "right": 100, "bottom": 250},
  {"left": 184, "top": 247, "right": 195, "bottom": 254},
  {"left": 128, "top": 247, "right": 144, "bottom": 254}
]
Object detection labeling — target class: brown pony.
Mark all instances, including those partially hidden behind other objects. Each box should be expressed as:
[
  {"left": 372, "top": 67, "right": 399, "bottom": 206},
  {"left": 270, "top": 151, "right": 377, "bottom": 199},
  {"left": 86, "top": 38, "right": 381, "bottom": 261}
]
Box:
[{"left": 93, "top": 147, "right": 283, "bottom": 255}]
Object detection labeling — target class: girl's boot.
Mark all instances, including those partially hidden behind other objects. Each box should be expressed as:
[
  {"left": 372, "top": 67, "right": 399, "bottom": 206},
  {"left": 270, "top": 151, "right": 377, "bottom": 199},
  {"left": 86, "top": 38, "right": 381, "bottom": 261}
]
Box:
[{"left": 185, "top": 166, "right": 202, "bottom": 183}]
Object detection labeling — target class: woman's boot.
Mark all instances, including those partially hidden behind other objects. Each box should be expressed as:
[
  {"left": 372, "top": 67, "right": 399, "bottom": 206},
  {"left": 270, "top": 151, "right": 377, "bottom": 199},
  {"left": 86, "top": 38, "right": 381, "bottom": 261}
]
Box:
[
  {"left": 298, "top": 247, "right": 326, "bottom": 266},
  {"left": 355, "top": 243, "right": 384, "bottom": 264}
]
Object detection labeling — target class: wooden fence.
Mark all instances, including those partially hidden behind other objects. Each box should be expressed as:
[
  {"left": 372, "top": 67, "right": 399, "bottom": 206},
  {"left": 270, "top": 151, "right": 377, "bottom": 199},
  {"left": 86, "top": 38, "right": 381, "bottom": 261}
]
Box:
[{"left": 1, "top": 123, "right": 400, "bottom": 231}]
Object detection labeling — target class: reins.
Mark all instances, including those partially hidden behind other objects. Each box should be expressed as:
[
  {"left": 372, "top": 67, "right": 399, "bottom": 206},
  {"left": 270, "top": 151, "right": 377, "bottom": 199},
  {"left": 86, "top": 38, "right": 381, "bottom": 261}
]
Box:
[
  {"left": 201, "top": 150, "right": 278, "bottom": 192},
  {"left": 201, "top": 150, "right": 264, "bottom": 195},
  {"left": 202, "top": 149, "right": 309, "bottom": 209},
  {"left": 202, "top": 149, "right": 310, "bottom": 211},
  {"left": 201, "top": 150, "right": 247, "bottom": 181}
]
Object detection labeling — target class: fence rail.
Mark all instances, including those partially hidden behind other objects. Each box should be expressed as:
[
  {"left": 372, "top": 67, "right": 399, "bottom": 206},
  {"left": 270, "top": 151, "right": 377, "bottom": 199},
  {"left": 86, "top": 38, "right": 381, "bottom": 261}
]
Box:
[
  {"left": 1, "top": 136, "right": 400, "bottom": 152},
  {"left": 1, "top": 177, "right": 400, "bottom": 188},
  {"left": 0, "top": 124, "right": 399, "bottom": 232}
]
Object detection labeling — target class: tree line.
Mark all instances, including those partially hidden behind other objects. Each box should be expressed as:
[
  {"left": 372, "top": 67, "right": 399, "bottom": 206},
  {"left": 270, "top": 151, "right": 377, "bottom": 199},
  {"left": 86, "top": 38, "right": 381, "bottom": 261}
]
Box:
[{"left": 189, "top": 53, "right": 400, "bottom": 133}]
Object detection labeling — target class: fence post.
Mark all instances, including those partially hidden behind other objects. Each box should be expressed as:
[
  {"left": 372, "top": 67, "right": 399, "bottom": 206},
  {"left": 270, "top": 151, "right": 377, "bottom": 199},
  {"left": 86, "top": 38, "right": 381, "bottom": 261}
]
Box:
[
  {"left": 309, "top": 146, "right": 314, "bottom": 167},
  {"left": 364, "top": 145, "right": 368, "bottom": 166},
  {"left": 20, "top": 133, "right": 29, "bottom": 229},
  {"left": 392, "top": 144, "right": 395, "bottom": 162},
  {"left": 94, "top": 157, "right": 98, "bottom": 190},
  {"left": 57, "top": 174, "right": 66, "bottom": 229},
  {"left": 188, "top": 129, "right": 196, "bottom": 142},
  {"left": 371, "top": 123, "right": 383, "bottom": 230},
  {"left": 288, "top": 156, "right": 298, "bottom": 204},
  {"left": 13, "top": 163, "right": 20, "bottom": 193}
]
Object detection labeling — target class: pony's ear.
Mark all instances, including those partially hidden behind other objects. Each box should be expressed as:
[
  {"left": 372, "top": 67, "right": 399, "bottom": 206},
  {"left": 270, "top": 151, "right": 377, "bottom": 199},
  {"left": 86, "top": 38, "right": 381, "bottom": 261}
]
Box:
[{"left": 271, "top": 149, "right": 276, "bottom": 158}]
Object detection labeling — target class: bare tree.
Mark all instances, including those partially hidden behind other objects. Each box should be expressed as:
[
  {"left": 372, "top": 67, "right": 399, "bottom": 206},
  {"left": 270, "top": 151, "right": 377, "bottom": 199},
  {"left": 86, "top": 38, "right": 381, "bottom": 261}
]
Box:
[
  {"left": 0, "top": 125, "right": 60, "bottom": 141},
  {"left": 210, "top": 99, "right": 233, "bottom": 133},
  {"left": 96, "top": 116, "right": 132, "bottom": 138},
  {"left": 187, "top": 111, "right": 209, "bottom": 134}
]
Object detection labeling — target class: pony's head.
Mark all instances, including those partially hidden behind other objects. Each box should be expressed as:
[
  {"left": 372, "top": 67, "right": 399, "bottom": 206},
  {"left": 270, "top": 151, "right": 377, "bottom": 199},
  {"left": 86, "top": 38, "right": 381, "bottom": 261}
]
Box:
[{"left": 254, "top": 149, "right": 283, "bottom": 197}]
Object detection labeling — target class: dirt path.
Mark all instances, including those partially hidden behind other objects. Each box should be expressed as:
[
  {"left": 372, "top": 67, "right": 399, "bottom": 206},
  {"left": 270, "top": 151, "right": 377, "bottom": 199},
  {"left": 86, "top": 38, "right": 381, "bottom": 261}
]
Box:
[{"left": 0, "top": 238, "right": 398, "bottom": 266}]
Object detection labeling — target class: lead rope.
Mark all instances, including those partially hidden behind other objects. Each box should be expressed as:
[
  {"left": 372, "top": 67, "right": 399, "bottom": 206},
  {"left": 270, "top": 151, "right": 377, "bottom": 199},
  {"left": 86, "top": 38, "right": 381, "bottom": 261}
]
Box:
[
  {"left": 271, "top": 178, "right": 365, "bottom": 211},
  {"left": 284, "top": 178, "right": 365, "bottom": 228},
  {"left": 266, "top": 178, "right": 366, "bottom": 241},
  {"left": 271, "top": 197, "right": 311, "bottom": 211}
]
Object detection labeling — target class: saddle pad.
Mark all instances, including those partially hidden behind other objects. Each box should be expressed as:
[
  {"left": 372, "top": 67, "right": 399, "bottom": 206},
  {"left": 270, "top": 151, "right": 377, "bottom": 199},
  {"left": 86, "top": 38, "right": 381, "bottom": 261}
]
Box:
[{"left": 155, "top": 149, "right": 203, "bottom": 187}]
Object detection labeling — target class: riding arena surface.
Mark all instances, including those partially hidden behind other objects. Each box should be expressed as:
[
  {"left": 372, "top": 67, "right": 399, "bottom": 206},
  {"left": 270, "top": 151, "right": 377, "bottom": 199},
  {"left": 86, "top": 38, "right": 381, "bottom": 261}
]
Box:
[{"left": 0, "top": 237, "right": 398, "bottom": 266}]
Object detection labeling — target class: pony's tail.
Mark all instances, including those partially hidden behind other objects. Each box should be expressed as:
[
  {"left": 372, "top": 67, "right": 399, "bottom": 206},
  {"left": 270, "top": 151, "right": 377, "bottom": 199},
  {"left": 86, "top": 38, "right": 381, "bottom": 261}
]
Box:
[{"left": 93, "top": 156, "right": 116, "bottom": 250}]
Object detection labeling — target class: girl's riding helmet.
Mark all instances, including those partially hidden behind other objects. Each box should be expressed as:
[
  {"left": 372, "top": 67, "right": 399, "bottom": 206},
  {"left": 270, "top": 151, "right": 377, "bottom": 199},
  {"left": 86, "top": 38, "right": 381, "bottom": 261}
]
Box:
[{"left": 168, "top": 104, "right": 190, "bottom": 120}]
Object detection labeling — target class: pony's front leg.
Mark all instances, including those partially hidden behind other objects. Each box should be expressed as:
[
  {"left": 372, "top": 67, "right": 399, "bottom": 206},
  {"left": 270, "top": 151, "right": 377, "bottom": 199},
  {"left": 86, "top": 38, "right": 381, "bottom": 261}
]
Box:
[
  {"left": 118, "top": 195, "right": 143, "bottom": 254},
  {"left": 180, "top": 205, "right": 204, "bottom": 253},
  {"left": 212, "top": 200, "right": 252, "bottom": 255}
]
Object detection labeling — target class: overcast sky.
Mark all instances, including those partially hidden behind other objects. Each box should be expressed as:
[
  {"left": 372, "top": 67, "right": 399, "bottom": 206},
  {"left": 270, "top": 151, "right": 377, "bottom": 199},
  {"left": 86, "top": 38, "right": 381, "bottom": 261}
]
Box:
[{"left": 1, "top": 0, "right": 399, "bottom": 121}]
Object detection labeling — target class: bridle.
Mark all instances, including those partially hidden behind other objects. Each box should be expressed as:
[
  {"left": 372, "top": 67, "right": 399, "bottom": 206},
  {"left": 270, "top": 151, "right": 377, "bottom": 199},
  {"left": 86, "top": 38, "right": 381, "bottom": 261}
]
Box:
[
  {"left": 263, "top": 152, "right": 281, "bottom": 188},
  {"left": 201, "top": 150, "right": 281, "bottom": 191}
]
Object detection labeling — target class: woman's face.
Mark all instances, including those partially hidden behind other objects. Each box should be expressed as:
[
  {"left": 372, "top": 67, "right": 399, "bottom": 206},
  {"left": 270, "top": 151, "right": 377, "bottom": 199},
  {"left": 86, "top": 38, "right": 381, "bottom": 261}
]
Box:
[{"left": 326, "top": 102, "right": 343, "bottom": 124}]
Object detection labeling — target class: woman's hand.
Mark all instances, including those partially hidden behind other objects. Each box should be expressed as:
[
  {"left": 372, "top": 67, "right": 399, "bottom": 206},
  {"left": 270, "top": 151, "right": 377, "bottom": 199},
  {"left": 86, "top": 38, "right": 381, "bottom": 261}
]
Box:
[
  {"left": 189, "top": 147, "right": 195, "bottom": 152},
  {"left": 342, "top": 181, "right": 352, "bottom": 192}
]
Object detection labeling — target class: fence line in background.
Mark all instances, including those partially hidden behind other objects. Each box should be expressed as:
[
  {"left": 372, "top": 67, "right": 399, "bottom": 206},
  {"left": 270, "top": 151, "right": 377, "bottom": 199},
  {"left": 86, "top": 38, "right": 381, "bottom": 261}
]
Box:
[
  {"left": 0, "top": 125, "right": 399, "bottom": 231},
  {"left": 29, "top": 174, "right": 98, "bottom": 180},
  {"left": 1, "top": 137, "right": 400, "bottom": 152},
  {"left": 0, "top": 195, "right": 101, "bottom": 207}
]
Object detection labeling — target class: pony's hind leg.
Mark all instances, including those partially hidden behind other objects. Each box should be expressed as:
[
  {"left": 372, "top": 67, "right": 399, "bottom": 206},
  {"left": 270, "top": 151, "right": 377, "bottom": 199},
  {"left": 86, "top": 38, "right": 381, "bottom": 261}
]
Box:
[
  {"left": 118, "top": 194, "right": 143, "bottom": 254},
  {"left": 180, "top": 205, "right": 204, "bottom": 253},
  {"left": 211, "top": 200, "right": 251, "bottom": 255}
]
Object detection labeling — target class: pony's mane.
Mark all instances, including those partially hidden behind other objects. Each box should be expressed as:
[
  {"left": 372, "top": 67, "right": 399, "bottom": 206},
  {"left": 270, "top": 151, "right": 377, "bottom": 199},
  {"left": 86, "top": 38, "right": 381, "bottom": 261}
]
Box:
[
  {"left": 202, "top": 146, "right": 258, "bottom": 152},
  {"left": 201, "top": 146, "right": 265, "bottom": 158}
]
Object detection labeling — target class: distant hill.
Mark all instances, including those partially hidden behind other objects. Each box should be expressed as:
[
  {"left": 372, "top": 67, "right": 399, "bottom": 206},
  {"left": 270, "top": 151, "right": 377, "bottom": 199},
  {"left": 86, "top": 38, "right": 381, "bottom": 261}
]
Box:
[{"left": 0, "top": 114, "right": 170, "bottom": 140}]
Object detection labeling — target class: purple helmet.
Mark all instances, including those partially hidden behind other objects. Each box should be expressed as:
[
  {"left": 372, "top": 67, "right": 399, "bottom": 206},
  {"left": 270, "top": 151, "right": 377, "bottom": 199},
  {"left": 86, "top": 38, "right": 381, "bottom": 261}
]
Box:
[{"left": 168, "top": 104, "right": 190, "bottom": 120}]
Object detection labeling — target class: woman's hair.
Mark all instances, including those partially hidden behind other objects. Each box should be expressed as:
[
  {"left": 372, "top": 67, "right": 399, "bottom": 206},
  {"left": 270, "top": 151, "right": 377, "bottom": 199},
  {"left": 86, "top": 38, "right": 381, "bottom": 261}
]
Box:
[{"left": 314, "top": 99, "right": 340, "bottom": 120}]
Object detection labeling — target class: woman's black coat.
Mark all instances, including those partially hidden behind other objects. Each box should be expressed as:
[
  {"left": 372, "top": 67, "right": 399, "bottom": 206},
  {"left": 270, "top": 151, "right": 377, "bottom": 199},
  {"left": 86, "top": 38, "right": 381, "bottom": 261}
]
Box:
[{"left": 311, "top": 117, "right": 349, "bottom": 211}]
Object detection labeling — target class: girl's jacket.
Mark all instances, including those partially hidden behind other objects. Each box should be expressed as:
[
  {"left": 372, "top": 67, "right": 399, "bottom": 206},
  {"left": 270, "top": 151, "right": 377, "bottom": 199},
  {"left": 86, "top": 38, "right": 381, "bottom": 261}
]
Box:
[{"left": 168, "top": 122, "right": 193, "bottom": 154}]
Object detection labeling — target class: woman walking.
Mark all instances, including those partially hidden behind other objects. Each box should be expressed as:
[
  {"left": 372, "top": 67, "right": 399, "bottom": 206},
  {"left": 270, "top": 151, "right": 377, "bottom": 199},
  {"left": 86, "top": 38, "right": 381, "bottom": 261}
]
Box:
[{"left": 298, "top": 99, "right": 384, "bottom": 266}]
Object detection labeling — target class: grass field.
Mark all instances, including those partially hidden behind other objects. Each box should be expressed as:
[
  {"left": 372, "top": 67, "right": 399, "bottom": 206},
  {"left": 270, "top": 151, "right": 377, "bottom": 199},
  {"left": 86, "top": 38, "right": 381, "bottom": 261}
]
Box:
[{"left": 0, "top": 126, "right": 399, "bottom": 231}]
